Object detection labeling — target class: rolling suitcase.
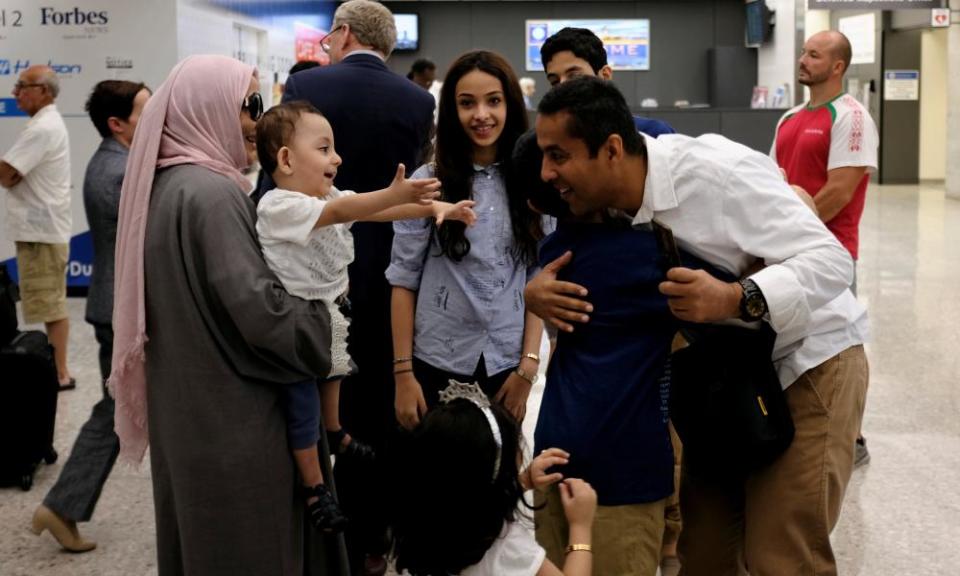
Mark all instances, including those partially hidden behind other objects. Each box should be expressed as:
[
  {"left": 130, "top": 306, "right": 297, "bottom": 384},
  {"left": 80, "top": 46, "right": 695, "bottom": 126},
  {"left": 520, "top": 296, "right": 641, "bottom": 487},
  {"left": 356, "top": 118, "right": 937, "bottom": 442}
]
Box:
[{"left": 0, "top": 330, "right": 59, "bottom": 490}]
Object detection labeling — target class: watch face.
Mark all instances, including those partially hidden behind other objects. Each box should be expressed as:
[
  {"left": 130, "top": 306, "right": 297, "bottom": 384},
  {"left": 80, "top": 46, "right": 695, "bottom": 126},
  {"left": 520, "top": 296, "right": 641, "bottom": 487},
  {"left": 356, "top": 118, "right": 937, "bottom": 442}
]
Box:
[{"left": 747, "top": 297, "right": 765, "bottom": 318}]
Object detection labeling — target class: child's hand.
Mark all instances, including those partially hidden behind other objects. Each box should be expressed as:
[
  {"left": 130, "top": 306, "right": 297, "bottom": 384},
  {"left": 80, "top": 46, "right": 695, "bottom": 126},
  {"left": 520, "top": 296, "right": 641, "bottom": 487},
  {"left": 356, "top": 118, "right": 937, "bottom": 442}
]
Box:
[
  {"left": 528, "top": 447, "right": 569, "bottom": 491},
  {"left": 389, "top": 163, "right": 441, "bottom": 206},
  {"left": 559, "top": 478, "right": 597, "bottom": 528},
  {"left": 433, "top": 200, "right": 477, "bottom": 226}
]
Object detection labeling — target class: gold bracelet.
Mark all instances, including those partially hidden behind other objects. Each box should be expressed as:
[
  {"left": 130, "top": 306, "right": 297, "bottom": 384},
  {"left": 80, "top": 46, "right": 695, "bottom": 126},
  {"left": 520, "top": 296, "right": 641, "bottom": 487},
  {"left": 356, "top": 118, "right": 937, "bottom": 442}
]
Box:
[
  {"left": 523, "top": 352, "right": 541, "bottom": 363},
  {"left": 565, "top": 543, "right": 592, "bottom": 554}
]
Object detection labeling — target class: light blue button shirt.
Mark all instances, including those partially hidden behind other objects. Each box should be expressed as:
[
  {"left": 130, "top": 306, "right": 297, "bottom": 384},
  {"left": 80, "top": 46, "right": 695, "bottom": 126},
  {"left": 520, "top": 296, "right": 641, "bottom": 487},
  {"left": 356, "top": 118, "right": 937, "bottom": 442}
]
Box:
[{"left": 386, "top": 163, "right": 535, "bottom": 375}]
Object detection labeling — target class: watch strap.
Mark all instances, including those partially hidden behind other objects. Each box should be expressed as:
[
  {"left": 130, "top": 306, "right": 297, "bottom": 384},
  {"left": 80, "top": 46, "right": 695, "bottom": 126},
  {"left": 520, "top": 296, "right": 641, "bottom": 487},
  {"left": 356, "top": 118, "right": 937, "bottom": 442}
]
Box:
[{"left": 738, "top": 278, "right": 768, "bottom": 320}]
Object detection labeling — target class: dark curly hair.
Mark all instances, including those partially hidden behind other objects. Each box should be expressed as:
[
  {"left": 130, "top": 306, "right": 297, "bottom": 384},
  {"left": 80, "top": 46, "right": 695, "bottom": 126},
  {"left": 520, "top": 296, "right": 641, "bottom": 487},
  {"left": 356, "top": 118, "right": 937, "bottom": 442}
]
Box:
[
  {"left": 433, "top": 50, "right": 543, "bottom": 264},
  {"left": 390, "top": 400, "right": 530, "bottom": 575}
]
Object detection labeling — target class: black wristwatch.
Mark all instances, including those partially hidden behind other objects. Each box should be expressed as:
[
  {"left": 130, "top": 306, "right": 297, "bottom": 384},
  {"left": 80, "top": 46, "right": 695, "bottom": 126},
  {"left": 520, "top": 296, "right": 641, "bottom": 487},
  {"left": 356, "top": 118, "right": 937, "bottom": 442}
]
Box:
[{"left": 738, "top": 278, "right": 768, "bottom": 321}]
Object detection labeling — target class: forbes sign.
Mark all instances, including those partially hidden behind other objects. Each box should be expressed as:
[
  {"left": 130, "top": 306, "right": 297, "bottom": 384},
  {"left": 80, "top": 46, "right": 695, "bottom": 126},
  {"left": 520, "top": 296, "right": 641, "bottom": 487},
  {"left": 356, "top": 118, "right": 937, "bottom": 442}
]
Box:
[{"left": 40, "top": 7, "right": 109, "bottom": 26}]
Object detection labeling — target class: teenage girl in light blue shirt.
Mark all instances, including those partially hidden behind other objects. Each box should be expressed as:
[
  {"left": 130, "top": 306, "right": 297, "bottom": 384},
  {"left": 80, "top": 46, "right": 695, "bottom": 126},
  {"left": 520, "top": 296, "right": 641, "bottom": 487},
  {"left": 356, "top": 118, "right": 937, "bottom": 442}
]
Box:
[{"left": 387, "top": 50, "right": 546, "bottom": 429}]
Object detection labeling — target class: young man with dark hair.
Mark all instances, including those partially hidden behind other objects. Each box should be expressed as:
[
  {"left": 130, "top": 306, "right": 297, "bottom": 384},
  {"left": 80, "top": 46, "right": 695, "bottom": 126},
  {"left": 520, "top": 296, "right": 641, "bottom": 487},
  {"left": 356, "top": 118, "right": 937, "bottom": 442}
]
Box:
[
  {"left": 539, "top": 27, "right": 673, "bottom": 138},
  {"left": 527, "top": 77, "right": 868, "bottom": 576},
  {"left": 537, "top": 35, "right": 677, "bottom": 567},
  {"left": 30, "top": 80, "right": 150, "bottom": 553}
]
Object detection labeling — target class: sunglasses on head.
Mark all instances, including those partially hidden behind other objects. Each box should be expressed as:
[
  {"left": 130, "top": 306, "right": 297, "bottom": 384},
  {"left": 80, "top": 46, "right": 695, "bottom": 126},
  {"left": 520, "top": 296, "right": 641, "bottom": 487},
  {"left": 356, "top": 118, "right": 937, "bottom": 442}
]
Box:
[{"left": 242, "top": 92, "right": 263, "bottom": 121}]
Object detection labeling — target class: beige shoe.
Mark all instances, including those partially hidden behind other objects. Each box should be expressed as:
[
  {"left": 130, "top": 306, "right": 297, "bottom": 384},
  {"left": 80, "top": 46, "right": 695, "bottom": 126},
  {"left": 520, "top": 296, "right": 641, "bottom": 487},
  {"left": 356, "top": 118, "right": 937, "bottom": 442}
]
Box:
[{"left": 30, "top": 505, "right": 97, "bottom": 553}]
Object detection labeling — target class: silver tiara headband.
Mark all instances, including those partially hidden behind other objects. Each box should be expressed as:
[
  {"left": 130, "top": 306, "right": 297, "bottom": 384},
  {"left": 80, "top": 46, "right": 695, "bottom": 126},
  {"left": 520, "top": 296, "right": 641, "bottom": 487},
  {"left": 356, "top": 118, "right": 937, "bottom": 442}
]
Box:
[{"left": 438, "top": 380, "right": 502, "bottom": 481}]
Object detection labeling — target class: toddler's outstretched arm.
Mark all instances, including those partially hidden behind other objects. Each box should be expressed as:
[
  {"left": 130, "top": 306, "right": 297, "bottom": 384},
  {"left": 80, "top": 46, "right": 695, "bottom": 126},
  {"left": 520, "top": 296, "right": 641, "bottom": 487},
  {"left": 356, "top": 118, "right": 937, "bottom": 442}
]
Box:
[
  {"left": 313, "top": 163, "right": 441, "bottom": 227},
  {"left": 313, "top": 163, "right": 477, "bottom": 227}
]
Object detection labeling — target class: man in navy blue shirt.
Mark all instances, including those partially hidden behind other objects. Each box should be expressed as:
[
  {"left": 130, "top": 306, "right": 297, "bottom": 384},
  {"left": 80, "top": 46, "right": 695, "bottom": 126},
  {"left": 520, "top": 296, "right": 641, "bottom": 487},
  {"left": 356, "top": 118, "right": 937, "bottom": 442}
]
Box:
[{"left": 540, "top": 27, "right": 674, "bottom": 138}]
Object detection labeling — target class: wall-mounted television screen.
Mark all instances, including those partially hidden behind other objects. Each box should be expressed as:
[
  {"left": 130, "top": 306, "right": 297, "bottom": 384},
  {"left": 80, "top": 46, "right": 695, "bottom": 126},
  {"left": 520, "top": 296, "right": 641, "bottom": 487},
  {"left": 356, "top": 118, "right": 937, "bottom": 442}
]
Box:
[
  {"left": 395, "top": 13, "right": 419, "bottom": 51},
  {"left": 745, "top": 0, "right": 774, "bottom": 48},
  {"left": 526, "top": 19, "right": 650, "bottom": 72}
]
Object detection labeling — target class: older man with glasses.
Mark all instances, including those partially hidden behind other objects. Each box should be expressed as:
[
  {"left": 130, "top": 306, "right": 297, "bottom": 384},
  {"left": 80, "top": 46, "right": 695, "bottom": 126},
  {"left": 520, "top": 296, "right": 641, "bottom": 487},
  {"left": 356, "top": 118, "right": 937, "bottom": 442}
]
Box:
[{"left": 1, "top": 65, "right": 74, "bottom": 390}]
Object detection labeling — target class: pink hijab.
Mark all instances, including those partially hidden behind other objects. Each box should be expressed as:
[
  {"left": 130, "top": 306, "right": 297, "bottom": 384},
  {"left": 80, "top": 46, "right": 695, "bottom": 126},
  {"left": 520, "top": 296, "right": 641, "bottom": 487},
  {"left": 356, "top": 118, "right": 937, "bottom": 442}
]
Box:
[{"left": 109, "top": 55, "right": 257, "bottom": 463}]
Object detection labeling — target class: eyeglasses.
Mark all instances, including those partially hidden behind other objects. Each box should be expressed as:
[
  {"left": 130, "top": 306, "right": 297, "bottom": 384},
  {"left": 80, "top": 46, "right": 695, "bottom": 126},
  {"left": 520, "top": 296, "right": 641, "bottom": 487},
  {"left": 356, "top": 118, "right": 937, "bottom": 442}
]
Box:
[
  {"left": 320, "top": 25, "right": 344, "bottom": 54},
  {"left": 242, "top": 92, "right": 263, "bottom": 121},
  {"left": 14, "top": 82, "right": 44, "bottom": 92}
]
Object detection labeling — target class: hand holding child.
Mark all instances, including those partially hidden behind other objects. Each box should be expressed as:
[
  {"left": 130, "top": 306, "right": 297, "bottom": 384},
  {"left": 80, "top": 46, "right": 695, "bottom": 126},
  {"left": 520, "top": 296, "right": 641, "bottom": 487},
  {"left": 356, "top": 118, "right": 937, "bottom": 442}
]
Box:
[
  {"left": 432, "top": 200, "right": 478, "bottom": 226},
  {"left": 389, "top": 163, "right": 442, "bottom": 206}
]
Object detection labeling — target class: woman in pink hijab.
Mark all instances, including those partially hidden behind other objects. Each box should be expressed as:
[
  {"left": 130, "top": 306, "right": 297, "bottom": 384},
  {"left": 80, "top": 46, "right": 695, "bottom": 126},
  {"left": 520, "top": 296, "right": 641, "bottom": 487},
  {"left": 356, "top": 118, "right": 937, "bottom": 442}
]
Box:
[{"left": 110, "top": 55, "right": 334, "bottom": 576}]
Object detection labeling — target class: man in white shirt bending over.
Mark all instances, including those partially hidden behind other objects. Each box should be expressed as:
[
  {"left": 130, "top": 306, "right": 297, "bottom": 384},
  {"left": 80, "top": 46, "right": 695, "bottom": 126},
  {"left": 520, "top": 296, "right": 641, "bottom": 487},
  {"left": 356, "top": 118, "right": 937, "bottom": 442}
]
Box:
[
  {"left": 0, "top": 65, "right": 74, "bottom": 389},
  {"left": 526, "top": 77, "right": 868, "bottom": 576}
]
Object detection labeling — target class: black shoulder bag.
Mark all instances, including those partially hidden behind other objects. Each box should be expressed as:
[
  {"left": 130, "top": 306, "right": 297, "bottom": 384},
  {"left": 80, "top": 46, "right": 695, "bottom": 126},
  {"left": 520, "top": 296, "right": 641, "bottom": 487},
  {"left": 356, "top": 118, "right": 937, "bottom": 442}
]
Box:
[{"left": 669, "top": 323, "right": 794, "bottom": 477}]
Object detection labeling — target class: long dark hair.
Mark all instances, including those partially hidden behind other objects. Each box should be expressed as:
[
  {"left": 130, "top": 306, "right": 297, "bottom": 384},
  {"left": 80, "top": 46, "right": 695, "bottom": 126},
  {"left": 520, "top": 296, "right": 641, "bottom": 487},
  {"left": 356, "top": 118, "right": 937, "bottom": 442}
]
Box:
[
  {"left": 433, "top": 50, "right": 543, "bottom": 264},
  {"left": 390, "top": 400, "right": 529, "bottom": 575}
]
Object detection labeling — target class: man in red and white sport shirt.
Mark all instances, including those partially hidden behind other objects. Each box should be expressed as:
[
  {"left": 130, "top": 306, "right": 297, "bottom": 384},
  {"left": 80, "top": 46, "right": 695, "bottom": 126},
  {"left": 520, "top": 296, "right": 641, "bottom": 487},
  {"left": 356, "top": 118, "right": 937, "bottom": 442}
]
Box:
[
  {"left": 772, "top": 29, "right": 878, "bottom": 468},
  {"left": 773, "top": 30, "right": 878, "bottom": 272}
]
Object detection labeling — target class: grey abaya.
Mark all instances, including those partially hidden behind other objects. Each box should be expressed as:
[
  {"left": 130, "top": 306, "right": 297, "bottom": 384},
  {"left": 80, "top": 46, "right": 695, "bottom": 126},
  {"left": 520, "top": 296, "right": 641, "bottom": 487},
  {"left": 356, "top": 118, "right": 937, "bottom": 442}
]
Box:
[{"left": 143, "top": 164, "right": 333, "bottom": 576}]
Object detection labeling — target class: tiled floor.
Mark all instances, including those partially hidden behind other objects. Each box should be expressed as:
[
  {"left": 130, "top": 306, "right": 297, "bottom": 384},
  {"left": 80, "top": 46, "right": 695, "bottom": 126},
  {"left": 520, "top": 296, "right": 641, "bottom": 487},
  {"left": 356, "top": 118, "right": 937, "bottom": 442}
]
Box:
[{"left": 2, "top": 183, "right": 959, "bottom": 575}]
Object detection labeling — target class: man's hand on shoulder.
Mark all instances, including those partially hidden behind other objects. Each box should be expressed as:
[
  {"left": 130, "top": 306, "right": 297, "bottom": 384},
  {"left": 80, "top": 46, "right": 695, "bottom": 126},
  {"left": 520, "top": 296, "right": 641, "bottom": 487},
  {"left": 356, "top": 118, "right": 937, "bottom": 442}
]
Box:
[
  {"left": 659, "top": 267, "right": 742, "bottom": 323},
  {"left": 524, "top": 251, "right": 592, "bottom": 333},
  {"left": 0, "top": 160, "right": 23, "bottom": 189}
]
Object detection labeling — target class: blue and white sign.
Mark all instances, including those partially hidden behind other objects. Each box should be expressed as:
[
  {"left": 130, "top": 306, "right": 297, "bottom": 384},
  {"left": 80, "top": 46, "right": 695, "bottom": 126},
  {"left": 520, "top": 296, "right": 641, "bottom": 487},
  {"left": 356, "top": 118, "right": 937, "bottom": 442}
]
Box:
[
  {"left": 884, "top": 70, "right": 920, "bottom": 101},
  {"left": 526, "top": 19, "right": 651, "bottom": 72},
  {"left": 0, "top": 98, "right": 28, "bottom": 117},
  {"left": 0, "top": 0, "right": 179, "bottom": 288}
]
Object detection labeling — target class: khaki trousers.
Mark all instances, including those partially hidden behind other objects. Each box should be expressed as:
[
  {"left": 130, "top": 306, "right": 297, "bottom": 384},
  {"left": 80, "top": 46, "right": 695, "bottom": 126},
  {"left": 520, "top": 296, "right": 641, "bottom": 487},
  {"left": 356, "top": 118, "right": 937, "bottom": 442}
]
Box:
[
  {"left": 678, "top": 345, "right": 869, "bottom": 576},
  {"left": 15, "top": 241, "right": 69, "bottom": 324},
  {"left": 663, "top": 422, "right": 683, "bottom": 549},
  {"left": 536, "top": 485, "right": 666, "bottom": 576}
]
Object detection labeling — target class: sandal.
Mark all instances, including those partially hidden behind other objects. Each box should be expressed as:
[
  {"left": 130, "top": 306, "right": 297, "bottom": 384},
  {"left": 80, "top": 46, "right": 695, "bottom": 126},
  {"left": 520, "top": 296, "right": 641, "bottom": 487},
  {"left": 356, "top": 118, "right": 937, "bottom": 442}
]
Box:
[
  {"left": 327, "top": 429, "right": 376, "bottom": 464},
  {"left": 304, "top": 484, "right": 348, "bottom": 533}
]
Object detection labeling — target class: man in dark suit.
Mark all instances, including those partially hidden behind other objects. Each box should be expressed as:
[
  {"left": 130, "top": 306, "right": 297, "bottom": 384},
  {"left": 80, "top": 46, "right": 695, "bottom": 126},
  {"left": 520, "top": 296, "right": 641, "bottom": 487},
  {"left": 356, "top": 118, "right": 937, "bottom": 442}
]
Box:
[{"left": 265, "top": 1, "right": 435, "bottom": 574}]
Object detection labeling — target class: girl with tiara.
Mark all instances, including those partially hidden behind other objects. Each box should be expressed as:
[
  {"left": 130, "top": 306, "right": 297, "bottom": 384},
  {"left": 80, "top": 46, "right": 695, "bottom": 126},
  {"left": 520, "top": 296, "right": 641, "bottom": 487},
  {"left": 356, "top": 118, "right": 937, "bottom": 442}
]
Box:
[{"left": 391, "top": 380, "right": 597, "bottom": 576}]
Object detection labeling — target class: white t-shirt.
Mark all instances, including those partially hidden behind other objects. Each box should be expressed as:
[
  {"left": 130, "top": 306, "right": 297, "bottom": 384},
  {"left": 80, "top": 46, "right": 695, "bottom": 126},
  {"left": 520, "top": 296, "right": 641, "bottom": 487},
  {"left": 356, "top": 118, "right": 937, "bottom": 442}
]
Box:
[
  {"left": 2, "top": 104, "right": 72, "bottom": 243},
  {"left": 256, "top": 187, "right": 355, "bottom": 302},
  {"left": 461, "top": 519, "right": 546, "bottom": 576}
]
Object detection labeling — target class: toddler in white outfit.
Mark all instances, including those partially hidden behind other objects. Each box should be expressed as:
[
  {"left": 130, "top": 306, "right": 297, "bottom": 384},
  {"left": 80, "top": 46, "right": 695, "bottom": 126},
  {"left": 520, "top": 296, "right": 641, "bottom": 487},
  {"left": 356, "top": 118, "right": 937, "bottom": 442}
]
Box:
[{"left": 255, "top": 101, "right": 476, "bottom": 532}]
